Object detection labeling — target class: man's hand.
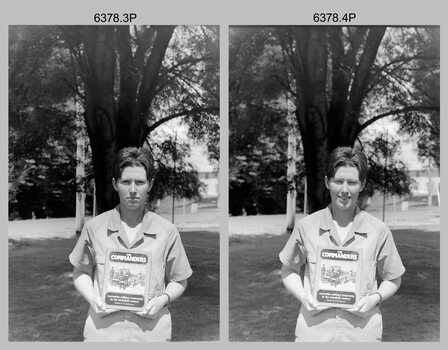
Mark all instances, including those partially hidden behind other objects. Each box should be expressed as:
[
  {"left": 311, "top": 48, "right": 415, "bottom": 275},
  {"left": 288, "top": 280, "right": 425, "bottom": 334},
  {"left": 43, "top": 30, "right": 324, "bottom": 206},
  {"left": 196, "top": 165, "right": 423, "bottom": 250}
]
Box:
[
  {"left": 346, "top": 293, "right": 380, "bottom": 318},
  {"left": 136, "top": 294, "right": 169, "bottom": 319},
  {"left": 89, "top": 293, "right": 116, "bottom": 317},
  {"left": 299, "top": 292, "right": 330, "bottom": 314}
]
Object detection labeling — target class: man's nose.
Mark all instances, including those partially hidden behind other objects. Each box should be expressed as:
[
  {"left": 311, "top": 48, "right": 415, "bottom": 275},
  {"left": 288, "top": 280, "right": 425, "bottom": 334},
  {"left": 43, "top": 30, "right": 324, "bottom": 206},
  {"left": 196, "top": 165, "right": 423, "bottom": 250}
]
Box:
[
  {"left": 129, "top": 182, "right": 137, "bottom": 193},
  {"left": 341, "top": 181, "right": 349, "bottom": 192}
]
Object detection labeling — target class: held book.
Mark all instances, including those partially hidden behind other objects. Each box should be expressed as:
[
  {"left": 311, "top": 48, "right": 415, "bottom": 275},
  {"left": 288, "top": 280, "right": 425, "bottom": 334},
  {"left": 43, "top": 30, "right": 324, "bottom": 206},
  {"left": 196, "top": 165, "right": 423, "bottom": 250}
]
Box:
[
  {"left": 102, "top": 249, "right": 151, "bottom": 312},
  {"left": 314, "top": 246, "right": 362, "bottom": 308}
]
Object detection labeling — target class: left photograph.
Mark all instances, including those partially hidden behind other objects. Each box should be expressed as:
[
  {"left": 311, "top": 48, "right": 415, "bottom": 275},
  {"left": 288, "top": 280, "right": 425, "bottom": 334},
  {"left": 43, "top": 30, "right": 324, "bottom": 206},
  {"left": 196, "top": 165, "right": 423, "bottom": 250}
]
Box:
[{"left": 8, "top": 25, "right": 220, "bottom": 342}]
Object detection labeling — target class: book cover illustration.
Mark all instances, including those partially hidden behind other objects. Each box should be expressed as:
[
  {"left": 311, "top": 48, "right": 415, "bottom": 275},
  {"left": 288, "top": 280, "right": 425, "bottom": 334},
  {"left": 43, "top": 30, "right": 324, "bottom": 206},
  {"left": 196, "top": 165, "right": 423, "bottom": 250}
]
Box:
[
  {"left": 102, "top": 249, "right": 151, "bottom": 311},
  {"left": 314, "top": 247, "right": 362, "bottom": 308}
]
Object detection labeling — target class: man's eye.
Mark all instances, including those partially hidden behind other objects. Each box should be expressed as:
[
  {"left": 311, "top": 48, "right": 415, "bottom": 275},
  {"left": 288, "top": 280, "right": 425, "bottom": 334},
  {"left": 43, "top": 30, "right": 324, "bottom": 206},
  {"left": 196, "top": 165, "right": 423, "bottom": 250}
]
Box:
[
  {"left": 333, "top": 180, "right": 344, "bottom": 185},
  {"left": 348, "top": 181, "right": 359, "bottom": 186},
  {"left": 121, "top": 180, "right": 131, "bottom": 185},
  {"left": 136, "top": 181, "right": 147, "bottom": 186}
]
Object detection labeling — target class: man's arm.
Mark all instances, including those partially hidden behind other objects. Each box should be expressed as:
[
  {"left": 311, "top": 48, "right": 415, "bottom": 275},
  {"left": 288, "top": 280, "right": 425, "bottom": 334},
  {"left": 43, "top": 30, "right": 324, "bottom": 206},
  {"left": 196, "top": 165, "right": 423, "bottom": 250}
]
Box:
[
  {"left": 281, "top": 265, "right": 324, "bottom": 311},
  {"left": 347, "top": 276, "right": 402, "bottom": 316},
  {"left": 73, "top": 267, "right": 115, "bottom": 316},
  {"left": 164, "top": 279, "right": 188, "bottom": 303},
  {"left": 137, "top": 279, "right": 187, "bottom": 318}
]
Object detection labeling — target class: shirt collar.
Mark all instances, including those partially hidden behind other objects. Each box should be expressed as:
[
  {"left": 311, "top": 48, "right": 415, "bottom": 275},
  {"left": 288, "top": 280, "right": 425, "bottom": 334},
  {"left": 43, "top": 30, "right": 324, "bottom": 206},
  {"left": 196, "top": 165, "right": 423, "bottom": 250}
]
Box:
[
  {"left": 107, "top": 206, "right": 155, "bottom": 247},
  {"left": 319, "top": 206, "right": 369, "bottom": 238},
  {"left": 107, "top": 206, "right": 122, "bottom": 234}
]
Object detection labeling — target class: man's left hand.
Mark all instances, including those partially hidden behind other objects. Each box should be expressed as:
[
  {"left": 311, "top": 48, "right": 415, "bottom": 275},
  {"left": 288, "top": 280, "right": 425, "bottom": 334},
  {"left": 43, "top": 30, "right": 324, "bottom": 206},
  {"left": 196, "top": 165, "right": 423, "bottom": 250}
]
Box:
[
  {"left": 346, "top": 294, "right": 380, "bottom": 318},
  {"left": 136, "top": 294, "right": 169, "bottom": 319}
]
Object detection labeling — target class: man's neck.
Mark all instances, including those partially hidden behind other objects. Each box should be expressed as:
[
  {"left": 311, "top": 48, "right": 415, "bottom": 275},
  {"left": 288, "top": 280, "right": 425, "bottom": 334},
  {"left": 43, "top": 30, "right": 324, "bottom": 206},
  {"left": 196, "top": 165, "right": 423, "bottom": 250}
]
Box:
[
  {"left": 118, "top": 206, "right": 145, "bottom": 227},
  {"left": 330, "top": 204, "right": 356, "bottom": 227}
]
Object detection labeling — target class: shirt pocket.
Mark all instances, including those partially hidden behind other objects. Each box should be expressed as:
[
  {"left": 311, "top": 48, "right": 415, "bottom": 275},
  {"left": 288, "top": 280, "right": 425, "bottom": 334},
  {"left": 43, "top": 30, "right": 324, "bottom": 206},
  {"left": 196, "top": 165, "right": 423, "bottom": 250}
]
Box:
[
  {"left": 361, "top": 259, "right": 378, "bottom": 297},
  {"left": 306, "top": 251, "right": 318, "bottom": 289},
  {"left": 93, "top": 255, "right": 106, "bottom": 294},
  {"left": 146, "top": 253, "right": 165, "bottom": 299}
]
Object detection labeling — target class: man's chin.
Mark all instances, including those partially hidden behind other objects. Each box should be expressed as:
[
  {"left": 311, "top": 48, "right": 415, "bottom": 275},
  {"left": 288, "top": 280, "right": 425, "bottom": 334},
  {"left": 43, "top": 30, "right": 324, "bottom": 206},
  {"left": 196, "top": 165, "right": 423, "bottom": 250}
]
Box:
[
  {"left": 336, "top": 200, "right": 354, "bottom": 211},
  {"left": 123, "top": 202, "right": 144, "bottom": 210}
]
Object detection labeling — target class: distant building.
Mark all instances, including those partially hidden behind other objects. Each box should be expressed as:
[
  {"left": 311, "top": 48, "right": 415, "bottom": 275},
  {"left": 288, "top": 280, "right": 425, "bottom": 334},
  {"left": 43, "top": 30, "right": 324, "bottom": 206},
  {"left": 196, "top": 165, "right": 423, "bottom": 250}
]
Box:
[
  {"left": 408, "top": 167, "right": 440, "bottom": 197},
  {"left": 198, "top": 170, "right": 219, "bottom": 198}
]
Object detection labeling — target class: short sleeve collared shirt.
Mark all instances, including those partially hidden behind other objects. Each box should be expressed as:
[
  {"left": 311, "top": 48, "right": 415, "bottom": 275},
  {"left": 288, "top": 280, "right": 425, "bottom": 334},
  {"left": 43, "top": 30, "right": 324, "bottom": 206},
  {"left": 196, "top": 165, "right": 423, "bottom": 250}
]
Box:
[
  {"left": 69, "top": 207, "right": 193, "bottom": 342},
  {"left": 279, "top": 207, "right": 405, "bottom": 342}
]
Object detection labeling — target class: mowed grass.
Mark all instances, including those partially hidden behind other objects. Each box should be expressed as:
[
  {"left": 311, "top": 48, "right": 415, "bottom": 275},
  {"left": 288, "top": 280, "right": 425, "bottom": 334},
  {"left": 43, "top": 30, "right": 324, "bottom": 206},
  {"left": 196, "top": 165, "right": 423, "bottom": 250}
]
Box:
[
  {"left": 229, "top": 228, "right": 439, "bottom": 342},
  {"left": 8, "top": 231, "right": 219, "bottom": 342}
]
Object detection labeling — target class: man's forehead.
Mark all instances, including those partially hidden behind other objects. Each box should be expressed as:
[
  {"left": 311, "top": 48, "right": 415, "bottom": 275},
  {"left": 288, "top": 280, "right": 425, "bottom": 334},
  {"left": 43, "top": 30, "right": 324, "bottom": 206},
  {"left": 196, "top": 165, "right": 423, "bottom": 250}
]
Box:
[
  {"left": 120, "top": 166, "right": 148, "bottom": 178},
  {"left": 333, "top": 166, "right": 360, "bottom": 178}
]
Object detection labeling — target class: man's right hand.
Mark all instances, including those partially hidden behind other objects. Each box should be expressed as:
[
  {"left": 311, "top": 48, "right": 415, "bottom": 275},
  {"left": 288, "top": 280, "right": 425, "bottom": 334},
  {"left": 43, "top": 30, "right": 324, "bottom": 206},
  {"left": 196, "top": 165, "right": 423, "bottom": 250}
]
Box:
[
  {"left": 299, "top": 292, "right": 330, "bottom": 314},
  {"left": 89, "top": 293, "right": 116, "bottom": 317}
]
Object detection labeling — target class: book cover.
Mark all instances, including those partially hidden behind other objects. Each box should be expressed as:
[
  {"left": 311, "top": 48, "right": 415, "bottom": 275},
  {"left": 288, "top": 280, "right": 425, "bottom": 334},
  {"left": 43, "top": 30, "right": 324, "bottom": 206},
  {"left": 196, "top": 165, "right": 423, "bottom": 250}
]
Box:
[
  {"left": 102, "top": 249, "right": 151, "bottom": 311},
  {"left": 314, "top": 246, "right": 362, "bottom": 308}
]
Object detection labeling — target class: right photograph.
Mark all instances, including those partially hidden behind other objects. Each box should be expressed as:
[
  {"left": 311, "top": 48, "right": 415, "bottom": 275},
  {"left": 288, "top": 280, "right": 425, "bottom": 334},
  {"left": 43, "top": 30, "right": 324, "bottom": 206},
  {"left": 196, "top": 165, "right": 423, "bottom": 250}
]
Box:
[{"left": 229, "top": 26, "right": 440, "bottom": 342}]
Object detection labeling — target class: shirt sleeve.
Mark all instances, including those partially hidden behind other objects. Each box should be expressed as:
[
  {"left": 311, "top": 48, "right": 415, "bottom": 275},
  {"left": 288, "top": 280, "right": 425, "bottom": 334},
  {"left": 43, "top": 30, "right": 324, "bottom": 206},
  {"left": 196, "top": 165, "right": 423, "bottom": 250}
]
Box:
[
  {"left": 68, "top": 223, "right": 95, "bottom": 276},
  {"left": 278, "top": 223, "right": 306, "bottom": 272},
  {"left": 376, "top": 227, "right": 406, "bottom": 281},
  {"left": 164, "top": 228, "right": 193, "bottom": 282}
]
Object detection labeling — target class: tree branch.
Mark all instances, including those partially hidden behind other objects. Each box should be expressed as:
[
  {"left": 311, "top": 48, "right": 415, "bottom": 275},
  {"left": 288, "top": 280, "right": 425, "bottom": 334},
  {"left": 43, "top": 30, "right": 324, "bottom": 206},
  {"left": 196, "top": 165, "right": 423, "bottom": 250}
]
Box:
[
  {"left": 357, "top": 105, "right": 439, "bottom": 135},
  {"left": 147, "top": 106, "right": 218, "bottom": 134},
  {"left": 349, "top": 27, "right": 386, "bottom": 112},
  {"left": 272, "top": 74, "right": 296, "bottom": 98},
  {"left": 137, "top": 26, "right": 175, "bottom": 117},
  {"left": 164, "top": 55, "right": 211, "bottom": 75},
  {"left": 134, "top": 26, "right": 156, "bottom": 71}
]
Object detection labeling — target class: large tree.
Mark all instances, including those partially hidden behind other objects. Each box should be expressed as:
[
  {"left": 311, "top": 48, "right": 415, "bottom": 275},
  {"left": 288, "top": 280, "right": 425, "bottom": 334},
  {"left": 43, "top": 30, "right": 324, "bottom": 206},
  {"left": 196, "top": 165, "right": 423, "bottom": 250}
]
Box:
[
  {"left": 9, "top": 25, "right": 219, "bottom": 217},
  {"left": 229, "top": 26, "right": 439, "bottom": 215},
  {"left": 276, "top": 26, "right": 439, "bottom": 212},
  {"left": 63, "top": 25, "right": 219, "bottom": 213}
]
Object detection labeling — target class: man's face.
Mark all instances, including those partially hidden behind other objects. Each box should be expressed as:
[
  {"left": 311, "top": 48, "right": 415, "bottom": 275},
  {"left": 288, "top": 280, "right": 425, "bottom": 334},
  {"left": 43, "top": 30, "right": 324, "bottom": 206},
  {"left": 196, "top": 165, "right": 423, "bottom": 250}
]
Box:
[
  {"left": 112, "top": 166, "right": 151, "bottom": 212},
  {"left": 325, "top": 166, "right": 365, "bottom": 212}
]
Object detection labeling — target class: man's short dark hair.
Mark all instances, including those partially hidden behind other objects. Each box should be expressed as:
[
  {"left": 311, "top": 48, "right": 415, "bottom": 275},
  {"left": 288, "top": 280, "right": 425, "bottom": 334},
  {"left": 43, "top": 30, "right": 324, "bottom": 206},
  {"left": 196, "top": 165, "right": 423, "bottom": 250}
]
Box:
[
  {"left": 326, "top": 146, "right": 368, "bottom": 182},
  {"left": 113, "top": 147, "right": 155, "bottom": 181}
]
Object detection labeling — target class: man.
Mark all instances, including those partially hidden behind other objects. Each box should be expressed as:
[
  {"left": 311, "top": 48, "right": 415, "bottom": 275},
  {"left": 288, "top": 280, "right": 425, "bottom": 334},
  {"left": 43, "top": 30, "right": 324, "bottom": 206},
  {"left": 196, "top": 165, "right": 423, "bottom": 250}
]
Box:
[
  {"left": 69, "top": 147, "right": 192, "bottom": 341},
  {"left": 279, "top": 146, "right": 405, "bottom": 342}
]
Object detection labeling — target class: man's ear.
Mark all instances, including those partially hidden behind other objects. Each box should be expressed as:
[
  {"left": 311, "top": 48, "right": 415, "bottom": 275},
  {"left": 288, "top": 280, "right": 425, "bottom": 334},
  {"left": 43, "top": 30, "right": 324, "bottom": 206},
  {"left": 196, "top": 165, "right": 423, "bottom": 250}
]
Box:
[
  {"left": 360, "top": 180, "right": 366, "bottom": 192},
  {"left": 324, "top": 176, "right": 330, "bottom": 190},
  {"left": 147, "top": 178, "right": 154, "bottom": 193},
  {"left": 112, "top": 178, "right": 118, "bottom": 191}
]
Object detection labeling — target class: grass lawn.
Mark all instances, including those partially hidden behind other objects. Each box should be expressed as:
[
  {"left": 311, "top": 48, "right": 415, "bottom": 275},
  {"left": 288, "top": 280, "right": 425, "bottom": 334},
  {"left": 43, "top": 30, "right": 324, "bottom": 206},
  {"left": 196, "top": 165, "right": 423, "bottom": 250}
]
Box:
[
  {"left": 229, "top": 228, "right": 439, "bottom": 342},
  {"left": 8, "top": 230, "right": 219, "bottom": 342}
]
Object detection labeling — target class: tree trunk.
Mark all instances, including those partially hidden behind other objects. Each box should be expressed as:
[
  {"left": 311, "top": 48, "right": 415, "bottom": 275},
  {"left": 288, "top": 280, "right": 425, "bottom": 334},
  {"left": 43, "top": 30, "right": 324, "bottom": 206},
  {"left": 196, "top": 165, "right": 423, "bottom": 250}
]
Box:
[
  {"left": 75, "top": 98, "right": 86, "bottom": 231},
  {"left": 285, "top": 106, "right": 298, "bottom": 233},
  {"left": 79, "top": 26, "right": 175, "bottom": 214},
  {"left": 300, "top": 108, "right": 330, "bottom": 213},
  {"left": 286, "top": 27, "right": 387, "bottom": 213},
  {"left": 293, "top": 28, "right": 330, "bottom": 213},
  {"left": 82, "top": 27, "right": 117, "bottom": 214}
]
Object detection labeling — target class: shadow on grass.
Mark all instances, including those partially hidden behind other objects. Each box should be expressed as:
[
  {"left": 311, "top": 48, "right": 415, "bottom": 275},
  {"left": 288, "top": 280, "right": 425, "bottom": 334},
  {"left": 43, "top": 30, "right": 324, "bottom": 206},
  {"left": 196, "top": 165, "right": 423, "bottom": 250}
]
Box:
[
  {"left": 229, "top": 228, "right": 439, "bottom": 342},
  {"left": 9, "top": 231, "right": 219, "bottom": 342}
]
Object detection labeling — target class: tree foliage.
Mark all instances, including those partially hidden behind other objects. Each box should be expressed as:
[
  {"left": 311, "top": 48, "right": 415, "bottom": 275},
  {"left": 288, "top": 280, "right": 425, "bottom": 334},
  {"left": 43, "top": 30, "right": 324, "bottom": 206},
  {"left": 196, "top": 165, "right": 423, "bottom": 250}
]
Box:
[
  {"left": 229, "top": 26, "right": 439, "bottom": 214},
  {"left": 9, "top": 25, "right": 219, "bottom": 218},
  {"left": 229, "top": 28, "right": 305, "bottom": 215},
  {"left": 150, "top": 136, "right": 204, "bottom": 202},
  {"left": 362, "top": 134, "right": 412, "bottom": 198},
  {"left": 9, "top": 27, "right": 80, "bottom": 218}
]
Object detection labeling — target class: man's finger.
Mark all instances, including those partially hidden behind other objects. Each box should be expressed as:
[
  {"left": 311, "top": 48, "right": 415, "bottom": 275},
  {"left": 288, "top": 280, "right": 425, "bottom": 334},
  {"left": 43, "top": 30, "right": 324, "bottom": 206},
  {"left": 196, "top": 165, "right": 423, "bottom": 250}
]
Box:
[{"left": 347, "top": 307, "right": 359, "bottom": 312}]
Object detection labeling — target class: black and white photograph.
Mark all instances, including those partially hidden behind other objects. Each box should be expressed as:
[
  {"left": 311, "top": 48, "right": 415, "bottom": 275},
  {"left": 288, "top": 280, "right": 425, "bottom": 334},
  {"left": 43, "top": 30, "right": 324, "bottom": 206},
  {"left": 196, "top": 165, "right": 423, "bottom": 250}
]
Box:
[
  {"left": 8, "top": 25, "right": 220, "bottom": 341},
  {"left": 3, "top": 0, "right": 446, "bottom": 346},
  {"left": 229, "top": 26, "right": 440, "bottom": 342}
]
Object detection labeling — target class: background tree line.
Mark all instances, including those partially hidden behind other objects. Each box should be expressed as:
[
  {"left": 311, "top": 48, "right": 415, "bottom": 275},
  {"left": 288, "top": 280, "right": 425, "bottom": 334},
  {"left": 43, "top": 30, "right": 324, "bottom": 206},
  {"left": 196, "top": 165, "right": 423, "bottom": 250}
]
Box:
[
  {"left": 229, "top": 26, "right": 439, "bottom": 216},
  {"left": 9, "top": 25, "right": 219, "bottom": 219}
]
